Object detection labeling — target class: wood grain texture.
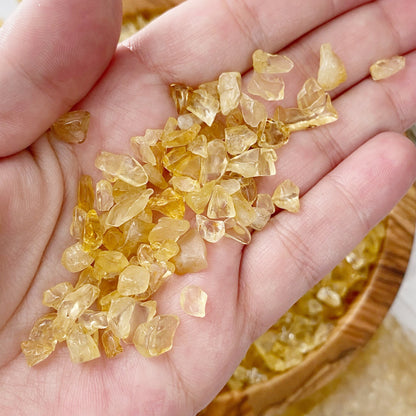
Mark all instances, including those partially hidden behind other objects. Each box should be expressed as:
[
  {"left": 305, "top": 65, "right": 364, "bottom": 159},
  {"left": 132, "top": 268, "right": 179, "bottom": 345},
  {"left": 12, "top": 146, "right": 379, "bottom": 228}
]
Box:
[{"left": 201, "top": 184, "right": 416, "bottom": 416}]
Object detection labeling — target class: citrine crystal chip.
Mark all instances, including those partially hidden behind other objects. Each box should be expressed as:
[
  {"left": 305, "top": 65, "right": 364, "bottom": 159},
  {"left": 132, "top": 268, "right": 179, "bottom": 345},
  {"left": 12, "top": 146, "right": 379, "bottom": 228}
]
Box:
[
  {"left": 108, "top": 296, "right": 137, "bottom": 339},
  {"left": 317, "top": 43, "right": 347, "bottom": 91},
  {"left": 180, "top": 285, "right": 208, "bottom": 317},
  {"left": 225, "top": 125, "right": 258, "bottom": 155},
  {"left": 252, "top": 49, "right": 294, "bottom": 74},
  {"left": 101, "top": 328, "right": 123, "bottom": 358},
  {"left": 95, "top": 179, "right": 114, "bottom": 211},
  {"left": 133, "top": 314, "right": 180, "bottom": 358},
  {"left": 117, "top": 265, "right": 150, "bottom": 296},
  {"left": 272, "top": 179, "right": 300, "bottom": 213},
  {"left": 370, "top": 55, "right": 406, "bottom": 81},
  {"left": 227, "top": 148, "right": 277, "bottom": 178},
  {"left": 51, "top": 110, "right": 90, "bottom": 144},
  {"left": 186, "top": 88, "right": 220, "bottom": 126},
  {"left": 66, "top": 323, "right": 100, "bottom": 363},
  {"left": 218, "top": 72, "right": 242, "bottom": 116},
  {"left": 240, "top": 93, "right": 268, "bottom": 128},
  {"left": 42, "top": 282, "right": 74, "bottom": 310},
  {"left": 196, "top": 214, "right": 225, "bottom": 243},
  {"left": 248, "top": 72, "right": 285, "bottom": 101},
  {"left": 62, "top": 242, "right": 95, "bottom": 273},
  {"left": 207, "top": 185, "right": 236, "bottom": 219}
]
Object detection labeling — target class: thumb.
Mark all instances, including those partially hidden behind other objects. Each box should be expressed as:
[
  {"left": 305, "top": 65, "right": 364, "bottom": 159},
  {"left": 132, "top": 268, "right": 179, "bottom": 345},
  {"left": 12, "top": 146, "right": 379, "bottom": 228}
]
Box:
[{"left": 0, "top": 0, "right": 122, "bottom": 157}]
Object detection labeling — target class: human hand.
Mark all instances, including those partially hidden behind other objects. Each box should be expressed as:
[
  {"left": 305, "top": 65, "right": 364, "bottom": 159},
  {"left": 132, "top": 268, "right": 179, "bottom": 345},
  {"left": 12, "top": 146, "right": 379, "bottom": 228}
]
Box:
[{"left": 1, "top": 0, "right": 416, "bottom": 415}]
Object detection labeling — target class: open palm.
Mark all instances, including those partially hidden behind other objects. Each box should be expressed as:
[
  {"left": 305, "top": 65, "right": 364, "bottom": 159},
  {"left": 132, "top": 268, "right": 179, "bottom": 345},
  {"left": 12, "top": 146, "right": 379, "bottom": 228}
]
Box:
[{"left": 1, "top": 0, "right": 416, "bottom": 415}]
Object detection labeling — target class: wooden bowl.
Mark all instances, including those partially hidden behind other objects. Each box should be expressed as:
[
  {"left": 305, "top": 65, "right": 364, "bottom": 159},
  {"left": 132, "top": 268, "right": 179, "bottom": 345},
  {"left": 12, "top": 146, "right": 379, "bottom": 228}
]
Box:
[{"left": 200, "top": 184, "right": 416, "bottom": 416}]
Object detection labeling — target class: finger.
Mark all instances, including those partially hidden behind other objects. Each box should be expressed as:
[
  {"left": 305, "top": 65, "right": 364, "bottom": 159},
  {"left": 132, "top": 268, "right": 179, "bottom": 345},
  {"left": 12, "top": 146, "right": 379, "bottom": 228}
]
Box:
[
  {"left": 240, "top": 133, "right": 416, "bottom": 340},
  {"left": 123, "top": 0, "right": 370, "bottom": 84},
  {"left": 0, "top": 0, "right": 122, "bottom": 157}
]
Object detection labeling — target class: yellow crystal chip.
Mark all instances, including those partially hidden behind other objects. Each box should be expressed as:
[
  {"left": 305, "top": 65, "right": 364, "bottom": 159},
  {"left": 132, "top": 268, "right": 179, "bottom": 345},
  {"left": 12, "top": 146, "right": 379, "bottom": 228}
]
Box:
[
  {"left": 42, "top": 282, "right": 74, "bottom": 310},
  {"left": 95, "top": 179, "right": 114, "bottom": 211},
  {"left": 370, "top": 55, "right": 406, "bottom": 81},
  {"left": 101, "top": 328, "right": 123, "bottom": 358},
  {"left": 272, "top": 179, "right": 300, "bottom": 213},
  {"left": 317, "top": 43, "right": 347, "bottom": 91},
  {"left": 180, "top": 285, "right": 208, "bottom": 317},
  {"left": 225, "top": 125, "right": 258, "bottom": 155},
  {"left": 108, "top": 296, "right": 137, "bottom": 340},
  {"left": 218, "top": 72, "right": 242, "bottom": 115},
  {"left": 117, "top": 265, "right": 150, "bottom": 296},
  {"left": 207, "top": 185, "right": 236, "bottom": 219},
  {"left": 133, "top": 314, "right": 180, "bottom": 358},
  {"left": 66, "top": 323, "right": 100, "bottom": 363},
  {"left": 227, "top": 148, "right": 277, "bottom": 178},
  {"left": 51, "top": 110, "right": 90, "bottom": 144},
  {"left": 196, "top": 214, "right": 225, "bottom": 243},
  {"left": 240, "top": 93, "right": 268, "bottom": 128},
  {"left": 186, "top": 88, "right": 220, "bottom": 126},
  {"left": 61, "top": 242, "right": 95, "bottom": 273},
  {"left": 252, "top": 49, "right": 294, "bottom": 74},
  {"left": 248, "top": 72, "right": 285, "bottom": 101}
]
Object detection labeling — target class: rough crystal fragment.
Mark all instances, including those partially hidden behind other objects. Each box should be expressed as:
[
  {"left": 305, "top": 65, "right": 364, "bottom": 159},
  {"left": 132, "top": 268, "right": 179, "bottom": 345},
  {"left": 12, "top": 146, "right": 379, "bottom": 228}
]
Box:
[
  {"left": 70, "top": 205, "right": 87, "bottom": 239},
  {"left": 187, "top": 134, "right": 208, "bottom": 158},
  {"left": 66, "top": 324, "right": 100, "bottom": 363},
  {"left": 225, "top": 125, "right": 258, "bottom": 155},
  {"left": 95, "top": 179, "right": 114, "bottom": 211},
  {"left": 170, "top": 83, "right": 192, "bottom": 114},
  {"left": 42, "top": 282, "right": 74, "bottom": 310},
  {"left": 316, "top": 287, "right": 342, "bottom": 308},
  {"left": 108, "top": 296, "right": 137, "bottom": 339},
  {"left": 226, "top": 108, "right": 245, "bottom": 128},
  {"left": 51, "top": 110, "right": 90, "bottom": 144},
  {"left": 62, "top": 242, "right": 95, "bottom": 273},
  {"left": 252, "top": 49, "right": 294, "bottom": 74},
  {"left": 219, "top": 179, "right": 240, "bottom": 195},
  {"left": 162, "top": 123, "right": 201, "bottom": 148},
  {"left": 94, "top": 250, "right": 129, "bottom": 279},
  {"left": 131, "top": 137, "right": 157, "bottom": 166},
  {"left": 148, "top": 187, "right": 185, "bottom": 219},
  {"left": 133, "top": 315, "right": 180, "bottom": 358},
  {"left": 151, "top": 240, "right": 180, "bottom": 263},
  {"left": 82, "top": 209, "right": 103, "bottom": 251},
  {"left": 148, "top": 217, "right": 190, "bottom": 243},
  {"left": 240, "top": 93, "right": 268, "bottom": 128},
  {"left": 272, "top": 179, "right": 300, "bottom": 213},
  {"left": 118, "top": 265, "right": 150, "bottom": 296},
  {"left": 370, "top": 55, "right": 405, "bottom": 81},
  {"left": 196, "top": 214, "right": 225, "bottom": 243},
  {"left": 185, "top": 180, "right": 216, "bottom": 214},
  {"left": 78, "top": 175, "right": 95, "bottom": 211},
  {"left": 95, "top": 151, "right": 148, "bottom": 187},
  {"left": 186, "top": 88, "right": 219, "bottom": 126},
  {"left": 232, "top": 192, "right": 256, "bottom": 227},
  {"left": 103, "top": 227, "right": 124, "bottom": 251},
  {"left": 75, "top": 266, "right": 100, "bottom": 289},
  {"left": 207, "top": 185, "right": 236, "bottom": 219},
  {"left": 170, "top": 175, "right": 200, "bottom": 193},
  {"left": 172, "top": 228, "right": 208, "bottom": 274},
  {"left": 258, "top": 119, "right": 290, "bottom": 149},
  {"left": 218, "top": 72, "right": 242, "bottom": 115},
  {"left": 227, "top": 148, "right": 277, "bottom": 177},
  {"left": 200, "top": 139, "right": 228, "bottom": 183},
  {"left": 297, "top": 78, "right": 326, "bottom": 110},
  {"left": 101, "top": 328, "right": 123, "bottom": 358},
  {"left": 224, "top": 219, "right": 252, "bottom": 245},
  {"left": 180, "top": 285, "right": 208, "bottom": 317},
  {"left": 105, "top": 188, "right": 153, "bottom": 228},
  {"left": 78, "top": 310, "right": 108, "bottom": 334},
  {"left": 251, "top": 193, "right": 275, "bottom": 230},
  {"left": 248, "top": 72, "right": 285, "bottom": 101},
  {"left": 143, "top": 163, "right": 169, "bottom": 189},
  {"left": 317, "top": 43, "right": 347, "bottom": 91}
]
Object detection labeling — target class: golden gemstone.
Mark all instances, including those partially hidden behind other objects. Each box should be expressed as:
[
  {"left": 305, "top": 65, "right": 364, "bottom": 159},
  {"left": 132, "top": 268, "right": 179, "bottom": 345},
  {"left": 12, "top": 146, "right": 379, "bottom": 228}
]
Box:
[
  {"left": 196, "top": 214, "right": 225, "bottom": 243},
  {"left": 108, "top": 296, "right": 137, "bottom": 340},
  {"left": 248, "top": 72, "right": 285, "bottom": 101},
  {"left": 170, "top": 83, "right": 192, "bottom": 114},
  {"left": 95, "top": 179, "right": 114, "bottom": 211},
  {"left": 225, "top": 125, "right": 258, "bottom": 155},
  {"left": 66, "top": 323, "right": 100, "bottom": 363},
  {"left": 258, "top": 119, "right": 290, "bottom": 149},
  {"left": 186, "top": 88, "right": 220, "bottom": 126},
  {"left": 70, "top": 205, "right": 87, "bottom": 239},
  {"left": 133, "top": 314, "right": 180, "bottom": 358},
  {"left": 143, "top": 163, "right": 169, "bottom": 190},
  {"left": 94, "top": 250, "right": 129, "bottom": 279},
  {"left": 162, "top": 123, "right": 201, "bottom": 148},
  {"left": 218, "top": 72, "right": 242, "bottom": 115},
  {"left": 224, "top": 219, "right": 252, "bottom": 245},
  {"left": 252, "top": 49, "right": 294, "bottom": 74},
  {"left": 148, "top": 187, "right": 185, "bottom": 219},
  {"left": 61, "top": 242, "right": 95, "bottom": 273},
  {"left": 370, "top": 55, "right": 406, "bottom": 81},
  {"left": 317, "top": 43, "right": 347, "bottom": 91},
  {"left": 77, "top": 175, "right": 95, "bottom": 212},
  {"left": 227, "top": 148, "right": 277, "bottom": 178},
  {"left": 240, "top": 93, "right": 268, "bottom": 128},
  {"left": 101, "top": 328, "right": 123, "bottom": 358},
  {"left": 51, "top": 110, "right": 90, "bottom": 144},
  {"left": 82, "top": 209, "right": 103, "bottom": 251},
  {"left": 187, "top": 134, "right": 208, "bottom": 158},
  {"left": 200, "top": 139, "right": 228, "bottom": 183},
  {"left": 272, "top": 179, "right": 300, "bottom": 212},
  {"left": 42, "top": 282, "right": 74, "bottom": 310},
  {"left": 207, "top": 185, "right": 236, "bottom": 219},
  {"left": 180, "top": 285, "right": 208, "bottom": 317},
  {"left": 148, "top": 217, "right": 190, "bottom": 244},
  {"left": 78, "top": 310, "right": 108, "bottom": 334},
  {"left": 185, "top": 180, "right": 216, "bottom": 214},
  {"left": 117, "top": 265, "right": 150, "bottom": 296}
]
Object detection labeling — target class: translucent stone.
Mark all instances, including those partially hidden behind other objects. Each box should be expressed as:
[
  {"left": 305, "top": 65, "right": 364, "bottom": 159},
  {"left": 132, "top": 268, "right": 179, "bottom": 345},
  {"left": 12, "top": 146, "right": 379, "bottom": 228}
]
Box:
[
  {"left": 317, "top": 43, "right": 347, "bottom": 91},
  {"left": 200, "top": 139, "right": 228, "bottom": 183},
  {"left": 207, "top": 185, "right": 236, "bottom": 219},
  {"left": 120, "top": 219, "right": 155, "bottom": 255},
  {"left": 75, "top": 266, "right": 100, "bottom": 289},
  {"left": 251, "top": 194, "right": 275, "bottom": 230},
  {"left": 224, "top": 219, "right": 252, "bottom": 245},
  {"left": 131, "top": 137, "right": 157, "bottom": 166},
  {"left": 232, "top": 192, "right": 256, "bottom": 227},
  {"left": 258, "top": 119, "right": 290, "bottom": 149},
  {"left": 164, "top": 117, "right": 178, "bottom": 133},
  {"left": 70, "top": 205, "right": 87, "bottom": 239},
  {"left": 185, "top": 180, "right": 216, "bottom": 214},
  {"left": 133, "top": 314, "right": 180, "bottom": 358},
  {"left": 21, "top": 313, "right": 58, "bottom": 366},
  {"left": 162, "top": 123, "right": 201, "bottom": 148},
  {"left": 143, "top": 163, "right": 169, "bottom": 189},
  {"left": 95, "top": 151, "right": 148, "bottom": 187},
  {"left": 177, "top": 113, "right": 201, "bottom": 130},
  {"left": 53, "top": 284, "right": 100, "bottom": 341},
  {"left": 256, "top": 193, "right": 275, "bottom": 214},
  {"left": 94, "top": 250, "right": 129, "bottom": 279},
  {"left": 165, "top": 150, "right": 202, "bottom": 181},
  {"left": 252, "top": 49, "right": 294, "bottom": 74},
  {"left": 77, "top": 175, "right": 95, "bottom": 211},
  {"left": 272, "top": 179, "right": 300, "bottom": 212},
  {"left": 148, "top": 217, "right": 190, "bottom": 244},
  {"left": 186, "top": 88, "right": 220, "bottom": 126},
  {"left": 151, "top": 240, "right": 180, "bottom": 262},
  {"left": 170, "top": 83, "right": 192, "bottom": 114},
  {"left": 51, "top": 110, "right": 90, "bottom": 144},
  {"left": 136, "top": 244, "right": 156, "bottom": 266},
  {"left": 118, "top": 265, "right": 150, "bottom": 296},
  {"left": 225, "top": 108, "right": 245, "bottom": 128},
  {"left": 370, "top": 55, "right": 405, "bottom": 81},
  {"left": 236, "top": 176, "right": 257, "bottom": 203},
  {"left": 196, "top": 214, "right": 225, "bottom": 243},
  {"left": 248, "top": 72, "right": 285, "bottom": 101},
  {"left": 62, "top": 242, "right": 95, "bottom": 273},
  {"left": 316, "top": 287, "right": 342, "bottom": 308},
  {"left": 42, "top": 282, "right": 74, "bottom": 310},
  {"left": 227, "top": 148, "right": 277, "bottom": 177},
  {"left": 66, "top": 323, "right": 100, "bottom": 363},
  {"left": 148, "top": 187, "right": 185, "bottom": 219},
  {"left": 103, "top": 228, "right": 124, "bottom": 251},
  {"left": 82, "top": 209, "right": 103, "bottom": 251},
  {"left": 240, "top": 93, "right": 268, "bottom": 128},
  {"left": 105, "top": 188, "right": 153, "bottom": 228},
  {"left": 95, "top": 179, "right": 114, "bottom": 211},
  {"left": 108, "top": 296, "right": 137, "bottom": 339},
  {"left": 112, "top": 179, "right": 144, "bottom": 203},
  {"left": 101, "top": 328, "right": 123, "bottom": 358},
  {"left": 78, "top": 310, "right": 108, "bottom": 334},
  {"left": 187, "top": 134, "right": 208, "bottom": 158},
  {"left": 219, "top": 179, "right": 240, "bottom": 195},
  {"left": 218, "top": 72, "right": 242, "bottom": 115},
  {"left": 297, "top": 78, "right": 326, "bottom": 110},
  {"left": 172, "top": 228, "right": 208, "bottom": 274},
  {"left": 199, "top": 80, "right": 220, "bottom": 98},
  {"left": 98, "top": 290, "right": 121, "bottom": 311},
  {"left": 224, "top": 125, "right": 258, "bottom": 155},
  {"left": 180, "top": 285, "right": 208, "bottom": 317},
  {"left": 170, "top": 175, "right": 200, "bottom": 193}
]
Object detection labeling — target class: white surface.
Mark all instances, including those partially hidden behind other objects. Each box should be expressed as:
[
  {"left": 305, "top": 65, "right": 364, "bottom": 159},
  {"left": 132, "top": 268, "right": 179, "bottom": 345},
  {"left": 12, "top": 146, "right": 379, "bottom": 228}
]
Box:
[{"left": 1, "top": 0, "right": 416, "bottom": 333}]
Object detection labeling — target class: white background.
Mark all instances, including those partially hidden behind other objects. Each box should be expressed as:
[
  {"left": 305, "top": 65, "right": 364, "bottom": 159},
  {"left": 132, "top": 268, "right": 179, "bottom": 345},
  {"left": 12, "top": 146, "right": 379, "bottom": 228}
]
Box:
[{"left": 1, "top": 0, "right": 415, "bottom": 336}]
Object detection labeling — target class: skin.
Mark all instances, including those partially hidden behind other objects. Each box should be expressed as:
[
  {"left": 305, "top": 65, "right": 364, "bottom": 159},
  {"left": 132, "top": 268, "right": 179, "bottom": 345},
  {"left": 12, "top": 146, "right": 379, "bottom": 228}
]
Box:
[{"left": 0, "top": 0, "right": 415, "bottom": 414}]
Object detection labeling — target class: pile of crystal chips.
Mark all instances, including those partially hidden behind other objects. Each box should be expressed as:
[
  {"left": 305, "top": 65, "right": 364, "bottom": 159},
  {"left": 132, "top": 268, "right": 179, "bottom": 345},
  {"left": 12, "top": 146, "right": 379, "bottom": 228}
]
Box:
[
  {"left": 227, "top": 222, "right": 386, "bottom": 389},
  {"left": 21, "top": 45, "right": 349, "bottom": 366}
]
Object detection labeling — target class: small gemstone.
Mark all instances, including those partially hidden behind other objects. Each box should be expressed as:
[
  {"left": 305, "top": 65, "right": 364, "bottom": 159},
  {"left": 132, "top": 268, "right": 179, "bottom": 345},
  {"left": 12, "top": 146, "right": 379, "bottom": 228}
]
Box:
[
  {"left": 218, "top": 72, "right": 242, "bottom": 115},
  {"left": 95, "top": 180, "right": 114, "bottom": 211},
  {"left": 196, "top": 214, "right": 225, "bottom": 243},
  {"left": 186, "top": 88, "right": 220, "bottom": 126},
  {"left": 272, "top": 179, "right": 300, "bottom": 213},
  {"left": 248, "top": 72, "right": 285, "bottom": 101},
  {"left": 225, "top": 125, "right": 258, "bottom": 155},
  {"left": 51, "top": 110, "right": 90, "bottom": 144},
  {"left": 240, "top": 93, "right": 268, "bottom": 128},
  {"left": 61, "top": 242, "right": 95, "bottom": 273},
  {"left": 252, "top": 49, "right": 294, "bottom": 74},
  {"left": 180, "top": 285, "right": 208, "bottom": 317},
  {"left": 317, "top": 43, "right": 347, "bottom": 91},
  {"left": 117, "top": 265, "right": 150, "bottom": 296},
  {"left": 370, "top": 55, "right": 406, "bottom": 81}
]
